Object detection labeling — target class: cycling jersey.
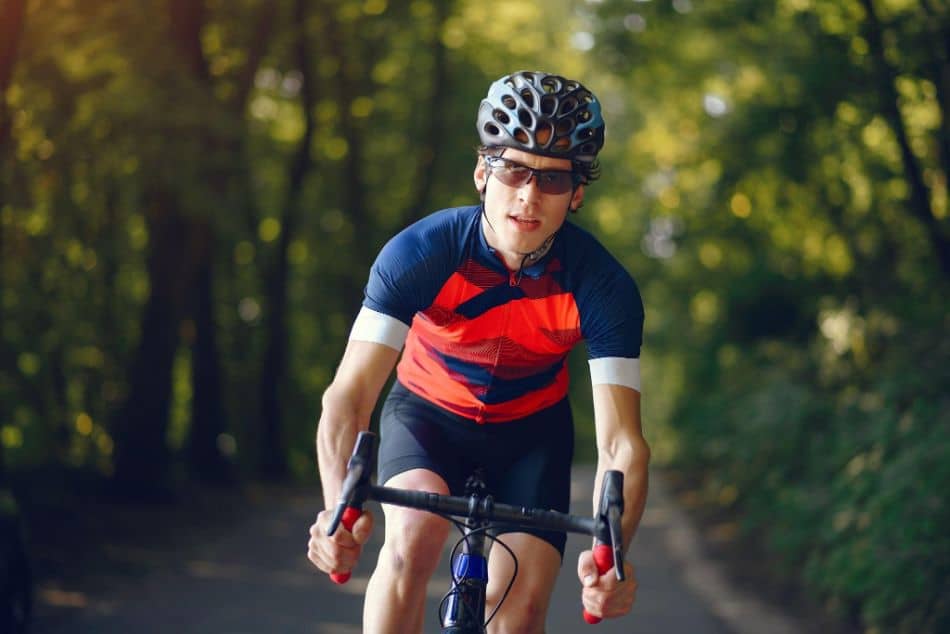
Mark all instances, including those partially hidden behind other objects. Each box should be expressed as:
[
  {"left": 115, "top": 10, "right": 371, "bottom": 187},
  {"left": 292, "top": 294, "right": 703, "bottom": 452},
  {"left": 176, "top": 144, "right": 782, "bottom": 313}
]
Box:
[{"left": 360, "top": 205, "right": 644, "bottom": 423}]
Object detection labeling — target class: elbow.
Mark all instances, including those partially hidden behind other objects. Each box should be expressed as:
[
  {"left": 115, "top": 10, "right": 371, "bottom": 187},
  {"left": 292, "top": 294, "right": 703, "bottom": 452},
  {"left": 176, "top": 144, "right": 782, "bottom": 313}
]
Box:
[
  {"left": 317, "top": 380, "right": 367, "bottom": 444},
  {"left": 637, "top": 435, "right": 651, "bottom": 469},
  {"left": 599, "top": 433, "right": 650, "bottom": 471},
  {"left": 317, "top": 383, "right": 344, "bottom": 443}
]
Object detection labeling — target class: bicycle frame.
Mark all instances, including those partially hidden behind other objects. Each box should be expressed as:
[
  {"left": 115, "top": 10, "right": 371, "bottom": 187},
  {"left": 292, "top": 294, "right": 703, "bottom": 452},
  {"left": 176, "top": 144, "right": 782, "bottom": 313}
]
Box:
[
  {"left": 327, "top": 431, "right": 625, "bottom": 631},
  {"left": 440, "top": 472, "right": 492, "bottom": 633}
]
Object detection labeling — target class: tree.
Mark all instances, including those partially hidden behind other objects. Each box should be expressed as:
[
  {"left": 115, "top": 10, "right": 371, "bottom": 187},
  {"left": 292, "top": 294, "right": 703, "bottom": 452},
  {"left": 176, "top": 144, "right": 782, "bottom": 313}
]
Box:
[{"left": 0, "top": 0, "right": 29, "bottom": 480}]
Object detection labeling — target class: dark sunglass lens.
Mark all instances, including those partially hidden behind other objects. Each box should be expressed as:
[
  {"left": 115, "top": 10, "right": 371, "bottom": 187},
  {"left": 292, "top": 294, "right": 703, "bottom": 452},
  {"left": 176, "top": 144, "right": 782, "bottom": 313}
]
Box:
[
  {"left": 491, "top": 163, "right": 530, "bottom": 188},
  {"left": 488, "top": 158, "right": 575, "bottom": 194},
  {"left": 537, "top": 172, "right": 574, "bottom": 194}
]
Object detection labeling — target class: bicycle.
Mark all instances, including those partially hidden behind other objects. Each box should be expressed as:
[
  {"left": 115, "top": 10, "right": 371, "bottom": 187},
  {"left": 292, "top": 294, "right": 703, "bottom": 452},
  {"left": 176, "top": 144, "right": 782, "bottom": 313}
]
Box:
[{"left": 326, "top": 431, "right": 625, "bottom": 633}]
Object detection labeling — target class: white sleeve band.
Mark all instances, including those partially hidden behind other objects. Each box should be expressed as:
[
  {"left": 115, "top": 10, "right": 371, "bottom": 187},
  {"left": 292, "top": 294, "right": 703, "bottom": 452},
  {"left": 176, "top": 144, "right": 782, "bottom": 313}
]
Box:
[
  {"left": 348, "top": 307, "right": 410, "bottom": 351},
  {"left": 589, "top": 357, "right": 641, "bottom": 391}
]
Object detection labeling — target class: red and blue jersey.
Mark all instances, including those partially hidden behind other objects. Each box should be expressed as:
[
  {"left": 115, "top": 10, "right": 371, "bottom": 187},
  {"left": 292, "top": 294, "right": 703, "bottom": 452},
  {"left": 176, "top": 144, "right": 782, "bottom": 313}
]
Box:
[{"left": 363, "top": 205, "right": 643, "bottom": 423}]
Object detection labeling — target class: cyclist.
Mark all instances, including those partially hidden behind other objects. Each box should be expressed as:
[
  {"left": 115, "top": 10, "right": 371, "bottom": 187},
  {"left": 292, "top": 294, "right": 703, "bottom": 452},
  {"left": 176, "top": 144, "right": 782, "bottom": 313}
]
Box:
[{"left": 308, "top": 70, "right": 648, "bottom": 633}]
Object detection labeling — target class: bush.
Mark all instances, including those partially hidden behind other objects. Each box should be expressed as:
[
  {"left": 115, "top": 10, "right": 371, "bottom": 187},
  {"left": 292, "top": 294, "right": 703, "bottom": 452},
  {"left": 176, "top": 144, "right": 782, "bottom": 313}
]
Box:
[{"left": 668, "top": 317, "right": 950, "bottom": 632}]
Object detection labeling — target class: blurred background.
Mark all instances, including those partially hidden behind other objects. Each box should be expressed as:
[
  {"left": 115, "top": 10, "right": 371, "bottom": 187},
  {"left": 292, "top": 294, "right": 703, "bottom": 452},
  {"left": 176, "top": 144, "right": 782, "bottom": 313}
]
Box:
[{"left": 0, "top": 0, "right": 948, "bottom": 632}]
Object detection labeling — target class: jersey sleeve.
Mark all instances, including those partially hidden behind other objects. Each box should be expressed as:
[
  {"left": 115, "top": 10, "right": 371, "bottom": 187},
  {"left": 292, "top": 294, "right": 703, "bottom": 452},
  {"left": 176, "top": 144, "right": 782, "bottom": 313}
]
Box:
[
  {"left": 578, "top": 259, "right": 644, "bottom": 361},
  {"left": 580, "top": 261, "right": 644, "bottom": 391},
  {"left": 362, "top": 210, "right": 459, "bottom": 326},
  {"left": 348, "top": 306, "right": 411, "bottom": 350}
]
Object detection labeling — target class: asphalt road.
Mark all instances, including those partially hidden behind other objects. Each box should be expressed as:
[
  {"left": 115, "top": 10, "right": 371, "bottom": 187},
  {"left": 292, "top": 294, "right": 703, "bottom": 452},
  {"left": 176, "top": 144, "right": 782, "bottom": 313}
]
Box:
[{"left": 31, "top": 466, "right": 797, "bottom": 633}]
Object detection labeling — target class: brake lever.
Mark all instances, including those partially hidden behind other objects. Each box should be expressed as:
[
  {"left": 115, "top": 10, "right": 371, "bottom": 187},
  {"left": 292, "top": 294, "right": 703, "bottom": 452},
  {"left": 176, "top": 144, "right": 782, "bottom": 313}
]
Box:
[
  {"left": 326, "top": 431, "right": 377, "bottom": 584},
  {"left": 326, "top": 461, "right": 367, "bottom": 537},
  {"left": 606, "top": 504, "right": 625, "bottom": 582},
  {"left": 583, "top": 470, "right": 625, "bottom": 625},
  {"left": 327, "top": 431, "right": 377, "bottom": 535}
]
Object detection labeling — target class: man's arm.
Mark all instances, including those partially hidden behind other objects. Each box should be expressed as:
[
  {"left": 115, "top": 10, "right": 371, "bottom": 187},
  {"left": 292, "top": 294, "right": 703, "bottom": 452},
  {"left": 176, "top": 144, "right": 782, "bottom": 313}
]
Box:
[
  {"left": 578, "top": 382, "right": 650, "bottom": 620},
  {"left": 590, "top": 383, "right": 650, "bottom": 550},
  {"left": 308, "top": 339, "right": 400, "bottom": 579},
  {"left": 316, "top": 339, "right": 400, "bottom": 508}
]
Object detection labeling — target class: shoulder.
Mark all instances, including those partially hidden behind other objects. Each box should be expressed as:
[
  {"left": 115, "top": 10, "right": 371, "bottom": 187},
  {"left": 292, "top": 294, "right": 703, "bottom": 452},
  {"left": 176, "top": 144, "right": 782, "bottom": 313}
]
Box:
[
  {"left": 394, "top": 205, "right": 478, "bottom": 244},
  {"left": 557, "top": 222, "right": 645, "bottom": 356},
  {"left": 377, "top": 206, "right": 476, "bottom": 264},
  {"left": 559, "top": 221, "right": 639, "bottom": 293},
  {"left": 365, "top": 206, "right": 479, "bottom": 322}
]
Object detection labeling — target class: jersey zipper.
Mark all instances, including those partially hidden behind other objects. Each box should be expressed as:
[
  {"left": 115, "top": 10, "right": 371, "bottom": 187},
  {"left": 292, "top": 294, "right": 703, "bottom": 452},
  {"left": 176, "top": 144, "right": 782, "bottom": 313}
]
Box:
[{"left": 476, "top": 254, "right": 519, "bottom": 424}]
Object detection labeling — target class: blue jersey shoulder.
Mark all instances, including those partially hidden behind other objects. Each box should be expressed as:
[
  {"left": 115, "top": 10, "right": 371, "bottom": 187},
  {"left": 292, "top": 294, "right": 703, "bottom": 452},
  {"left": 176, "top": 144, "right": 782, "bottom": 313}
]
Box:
[
  {"left": 557, "top": 221, "right": 645, "bottom": 359},
  {"left": 363, "top": 206, "right": 479, "bottom": 325}
]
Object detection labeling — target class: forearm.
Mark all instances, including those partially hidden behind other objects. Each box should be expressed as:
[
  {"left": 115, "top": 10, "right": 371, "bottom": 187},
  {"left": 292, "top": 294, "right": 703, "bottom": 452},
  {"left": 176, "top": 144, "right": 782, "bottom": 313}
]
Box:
[
  {"left": 590, "top": 383, "right": 650, "bottom": 553},
  {"left": 316, "top": 383, "right": 372, "bottom": 509},
  {"left": 593, "top": 434, "right": 650, "bottom": 552}
]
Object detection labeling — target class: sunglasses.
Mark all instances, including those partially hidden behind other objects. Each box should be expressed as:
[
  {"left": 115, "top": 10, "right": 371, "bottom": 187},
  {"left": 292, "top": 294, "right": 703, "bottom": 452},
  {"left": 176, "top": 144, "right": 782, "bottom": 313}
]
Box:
[{"left": 484, "top": 156, "right": 582, "bottom": 195}]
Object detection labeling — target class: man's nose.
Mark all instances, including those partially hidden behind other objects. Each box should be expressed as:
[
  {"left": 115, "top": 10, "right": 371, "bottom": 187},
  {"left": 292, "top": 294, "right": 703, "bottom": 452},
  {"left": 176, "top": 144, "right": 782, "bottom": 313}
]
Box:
[{"left": 519, "top": 171, "right": 543, "bottom": 198}]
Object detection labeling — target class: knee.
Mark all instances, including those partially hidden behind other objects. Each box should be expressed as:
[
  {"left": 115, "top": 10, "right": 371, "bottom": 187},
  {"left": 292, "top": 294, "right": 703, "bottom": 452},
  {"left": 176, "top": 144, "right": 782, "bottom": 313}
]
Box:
[
  {"left": 382, "top": 510, "right": 450, "bottom": 577},
  {"left": 486, "top": 599, "right": 545, "bottom": 634}
]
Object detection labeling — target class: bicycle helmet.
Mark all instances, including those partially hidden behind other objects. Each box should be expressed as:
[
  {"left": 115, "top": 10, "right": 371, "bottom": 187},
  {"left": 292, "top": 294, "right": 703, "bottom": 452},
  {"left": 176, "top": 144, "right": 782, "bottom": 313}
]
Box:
[{"left": 476, "top": 71, "right": 605, "bottom": 166}]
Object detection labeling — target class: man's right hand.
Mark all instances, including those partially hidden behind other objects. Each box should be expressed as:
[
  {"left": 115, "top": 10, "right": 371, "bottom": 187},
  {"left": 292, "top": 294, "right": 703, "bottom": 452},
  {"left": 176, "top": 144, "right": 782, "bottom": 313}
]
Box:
[{"left": 307, "top": 508, "right": 375, "bottom": 579}]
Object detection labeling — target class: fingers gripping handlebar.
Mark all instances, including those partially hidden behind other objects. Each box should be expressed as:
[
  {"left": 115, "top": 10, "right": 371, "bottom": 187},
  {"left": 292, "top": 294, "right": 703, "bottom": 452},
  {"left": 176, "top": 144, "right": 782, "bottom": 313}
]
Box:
[
  {"left": 583, "top": 470, "right": 626, "bottom": 625},
  {"left": 326, "top": 431, "right": 377, "bottom": 584}
]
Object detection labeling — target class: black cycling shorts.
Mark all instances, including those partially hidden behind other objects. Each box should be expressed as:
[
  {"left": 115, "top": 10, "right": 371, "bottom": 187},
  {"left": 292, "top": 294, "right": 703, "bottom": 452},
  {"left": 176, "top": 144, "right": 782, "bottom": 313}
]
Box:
[{"left": 377, "top": 380, "right": 575, "bottom": 558}]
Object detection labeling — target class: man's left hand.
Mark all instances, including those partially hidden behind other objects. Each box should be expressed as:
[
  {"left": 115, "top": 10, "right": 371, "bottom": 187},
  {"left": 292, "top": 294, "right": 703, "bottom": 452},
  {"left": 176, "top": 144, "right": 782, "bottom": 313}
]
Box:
[{"left": 577, "top": 549, "right": 637, "bottom": 620}]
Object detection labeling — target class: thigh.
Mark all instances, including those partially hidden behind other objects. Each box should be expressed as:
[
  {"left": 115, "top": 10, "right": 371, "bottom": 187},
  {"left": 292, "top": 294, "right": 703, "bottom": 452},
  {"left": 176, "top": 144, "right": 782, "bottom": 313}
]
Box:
[
  {"left": 490, "top": 403, "right": 574, "bottom": 556},
  {"left": 377, "top": 382, "right": 471, "bottom": 493},
  {"left": 486, "top": 532, "right": 561, "bottom": 633}
]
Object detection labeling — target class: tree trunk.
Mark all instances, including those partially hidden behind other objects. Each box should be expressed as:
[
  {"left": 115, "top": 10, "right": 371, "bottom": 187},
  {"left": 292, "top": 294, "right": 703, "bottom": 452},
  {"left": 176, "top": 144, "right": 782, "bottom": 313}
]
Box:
[
  {"left": 325, "top": 7, "right": 372, "bottom": 313},
  {"left": 257, "top": 0, "right": 316, "bottom": 479},
  {"left": 257, "top": 229, "right": 291, "bottom": 479},
  {"left": 0, "top": 0, "right": 28, "bottom": 153},
  {"left": 860, "top": 0, "right": 950, "bottom": 276},
  {"left": 111, "top": 198, "right": 191, "bottom": 499},
  {"left": 186, "top": 223, "right": 233, "bottom": 483},
  {"left": 0, "top": 0, "right": 29, "bottom": 480},
  {"left": 404, "top": 0, "right": 453, "bottom": 223},
  {"left": 920, "top": 0, "right": 950, "bottom": 202},
  {"left": 166, "top": 0, "right": 242, "bottom": 484},
  {"left": 181, "top": 0, "right": 276, "bottom": 481}
]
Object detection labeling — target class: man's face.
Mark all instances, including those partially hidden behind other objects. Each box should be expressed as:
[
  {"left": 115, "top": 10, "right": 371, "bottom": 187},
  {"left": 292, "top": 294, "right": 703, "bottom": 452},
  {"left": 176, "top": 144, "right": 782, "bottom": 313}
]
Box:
[{"left": 473, "top": 147, "right": 586, "bottom": 267}]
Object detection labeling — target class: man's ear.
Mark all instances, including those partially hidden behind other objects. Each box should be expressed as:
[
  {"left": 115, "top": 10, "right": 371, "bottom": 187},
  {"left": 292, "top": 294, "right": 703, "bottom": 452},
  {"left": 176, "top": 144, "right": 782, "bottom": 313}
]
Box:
[
  {"left": 473, "top": 156, "right": 489, "bottom": 194},
  {"left": 570, "top": 184, "right": 586, "bottom": 212}
]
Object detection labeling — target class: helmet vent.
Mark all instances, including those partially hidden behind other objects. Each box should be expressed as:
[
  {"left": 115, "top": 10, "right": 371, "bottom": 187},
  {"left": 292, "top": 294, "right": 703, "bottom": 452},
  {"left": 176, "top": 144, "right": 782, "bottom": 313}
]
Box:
[
  {"left": 520, "top": 89, "right": 535, "bottom": 108},
  {"left": 536, "top": 122, "right": 554, "bottom": 145},
  {"left": 513, "top": 128, "right": 530, "bottom": 144},
  {"left": 553, "top": 137, "right": 571, "bottom": 152},
  {"left": 484, "top": 123, "right": 501, "bottom": 137},
  {"left": 541, "top": 77, "right": 561, "bottom": 94},
  {"left": 556, "top": 118, "right": 575, "bottom": 135},
  {"left": 540, "top": 95, "right": 557, "bottom": 115},
  {"left": 558, "top": 97, "right": 578, "bottom": 116},
  {"left": 517, "top": 108, "right": 533, "bottom": 127},
  {"left": 578, "top": 128, "right": 594, "bottom": 140},
  {"left": 502, "top": 95, "right": 517, "bottom": 109},
  {"left": 577, "top": 110, "right": 592, "bottom": 123},
  {"left": 493, "top": 109, "right": 510, "bottom": 125}
]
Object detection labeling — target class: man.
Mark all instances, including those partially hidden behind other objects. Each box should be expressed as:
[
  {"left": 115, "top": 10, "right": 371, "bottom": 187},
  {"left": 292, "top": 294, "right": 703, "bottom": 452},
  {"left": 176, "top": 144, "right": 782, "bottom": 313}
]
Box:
[{"left": 308, "top": 70, "right": 649, "bottom": 633}]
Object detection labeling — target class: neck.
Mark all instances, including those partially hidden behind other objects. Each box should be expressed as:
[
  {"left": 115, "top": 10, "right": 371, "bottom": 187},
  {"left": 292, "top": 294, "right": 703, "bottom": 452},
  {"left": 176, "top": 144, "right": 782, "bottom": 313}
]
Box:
[{"left": 480, "top": 214, "right": 555, "bottom": 271}]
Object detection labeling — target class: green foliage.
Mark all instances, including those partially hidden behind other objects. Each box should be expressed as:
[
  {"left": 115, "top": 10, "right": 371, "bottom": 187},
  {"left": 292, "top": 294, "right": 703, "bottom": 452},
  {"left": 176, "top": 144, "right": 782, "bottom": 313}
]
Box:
[
  {"left": 2, "top": 0, "right": 949, "bottom": 627},
  {"left": 578, "top": 0, "right": 950, "bottom": 630},
  {"left": 668, "top": 311, "right": 949, "bottom": 632}
]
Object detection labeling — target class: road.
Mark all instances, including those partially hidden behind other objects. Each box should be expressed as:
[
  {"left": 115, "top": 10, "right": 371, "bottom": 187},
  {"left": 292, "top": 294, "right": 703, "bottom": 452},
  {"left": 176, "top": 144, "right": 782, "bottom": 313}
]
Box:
[{"left": 31, "top": 466, "right": 798, "bottom": 633}]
